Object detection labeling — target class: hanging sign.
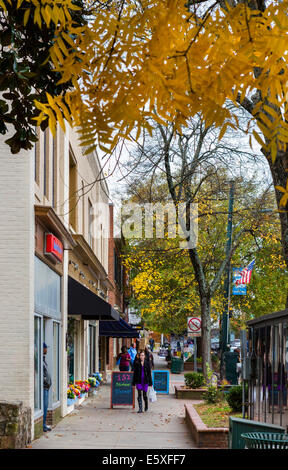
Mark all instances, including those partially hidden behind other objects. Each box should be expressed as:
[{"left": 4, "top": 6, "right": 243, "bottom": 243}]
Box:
[
  {"left": 232, "top": 267, "right": 247, "bottom": 295},
  {"left": 187, "top": 317, "right": 201, "bottom": 337},
  {"left": 110, "top": 372, "right": 135, "bottom": 408}
]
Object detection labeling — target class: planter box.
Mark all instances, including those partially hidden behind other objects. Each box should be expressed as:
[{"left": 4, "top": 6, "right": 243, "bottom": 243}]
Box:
[
  {"left": 175, "top": 385, "right": 207, "bottom": 400},
  {"left": 185, "top": 404, "right": 228, "bottom": 449},
  {"left": 67, "top": 398, "right": 75, "bottom": 406}
]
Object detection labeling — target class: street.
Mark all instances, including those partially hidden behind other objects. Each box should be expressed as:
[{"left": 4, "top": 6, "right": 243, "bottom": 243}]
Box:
[{"left": 32, "top": 355, "right": 197, "bottom": 449}]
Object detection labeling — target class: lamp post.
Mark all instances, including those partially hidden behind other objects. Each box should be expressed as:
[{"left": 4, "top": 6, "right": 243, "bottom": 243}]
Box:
[{"left": 220, "top": 180, "right": 235, "bottom": 380}]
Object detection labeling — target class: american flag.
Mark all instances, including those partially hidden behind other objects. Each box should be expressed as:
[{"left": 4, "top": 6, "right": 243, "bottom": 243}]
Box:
[{"left": 235, "top": 259, "right": 256, "bottom": 285}]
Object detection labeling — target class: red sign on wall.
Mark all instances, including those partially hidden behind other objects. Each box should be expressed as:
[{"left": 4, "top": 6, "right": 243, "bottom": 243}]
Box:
[{"left": 45, "top": 233, "right": 63, "bottom": 263}]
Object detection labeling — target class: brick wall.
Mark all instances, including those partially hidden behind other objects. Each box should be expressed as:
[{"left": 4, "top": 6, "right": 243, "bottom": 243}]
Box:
[
  {"left": 0, "top": 130, "right": 34, "bottom": 417},
  {"left": 185, "top": 404, "right": 228, "bottom": 449}
]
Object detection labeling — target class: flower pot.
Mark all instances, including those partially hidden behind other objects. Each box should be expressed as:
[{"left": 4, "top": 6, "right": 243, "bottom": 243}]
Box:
[{"left": 67, "top": 398, "right": 75, "bottom": 406}]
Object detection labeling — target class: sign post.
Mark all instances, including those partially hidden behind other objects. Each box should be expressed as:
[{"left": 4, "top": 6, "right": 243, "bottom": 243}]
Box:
[
  {"left": 110, "top": 372, "right": 135, "bottom": 409},
  {"left": 187, "top": 317, "right": 202, "bottom": 373}
]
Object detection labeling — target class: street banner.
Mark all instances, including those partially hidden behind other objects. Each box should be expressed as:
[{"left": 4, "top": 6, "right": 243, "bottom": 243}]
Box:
[{"left": 232, "top": 267, "right": 247, "bottom": 295}]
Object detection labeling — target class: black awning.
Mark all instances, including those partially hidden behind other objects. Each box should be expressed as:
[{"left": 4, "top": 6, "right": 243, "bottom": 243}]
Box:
[
  {"left": 99, "top": 317, "right": 140, "bottom": 338},
  {"left": 68, "top": 276, "right": 119, "bottom": 321}
]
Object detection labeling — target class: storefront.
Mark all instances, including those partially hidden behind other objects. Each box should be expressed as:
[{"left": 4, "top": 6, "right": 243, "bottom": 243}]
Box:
[
  {"left": 246, "top": 309, "right": 288, "bottom": 429},
  {"left": 99, "top": 318, "right": 140, "bottom": 370},
  {"left": 34, "top": 255, "right": 62, "bottom": 418},
  {"left": 68, "top": 275, "right": 120, "bottom": 378},
  {"left": 34, "top": 206, "right": 75, "bottom": 436}
]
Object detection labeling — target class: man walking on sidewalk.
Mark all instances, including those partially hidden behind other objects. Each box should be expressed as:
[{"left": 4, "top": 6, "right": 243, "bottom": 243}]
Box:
[{"left": 128, "top": 343, "right": 137, "bottom": 371}]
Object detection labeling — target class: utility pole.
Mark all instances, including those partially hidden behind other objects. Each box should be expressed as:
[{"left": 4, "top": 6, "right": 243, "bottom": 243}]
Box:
[{"left": 220, "top": 180, "right": 235, "bottom": 380}]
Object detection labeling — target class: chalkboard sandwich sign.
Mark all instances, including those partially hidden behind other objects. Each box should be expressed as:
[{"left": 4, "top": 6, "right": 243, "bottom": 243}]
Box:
[
  {"left": 111, "top": 371, "right": 135, "bottom": 408},
  {"left": 152, "top": 370, "right": 169, "bottom": 394}
]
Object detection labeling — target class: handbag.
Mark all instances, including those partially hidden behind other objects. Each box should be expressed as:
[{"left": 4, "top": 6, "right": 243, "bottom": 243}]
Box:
[{"left": 148, "top": 386, "right": 157, "bottom": 403}]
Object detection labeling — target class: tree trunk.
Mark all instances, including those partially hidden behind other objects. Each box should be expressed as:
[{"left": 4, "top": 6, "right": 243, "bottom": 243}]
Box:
[
  {"left": 200, "top": 294, "right": 212, "bottom": 379},
  {"left": 267, "top": 151, "right": 288, "bottom": 307}
]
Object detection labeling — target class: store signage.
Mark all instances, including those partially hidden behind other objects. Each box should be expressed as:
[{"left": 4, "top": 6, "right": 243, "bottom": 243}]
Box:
[
  {"left": 45, "top": 233, "right": 63, "bottom": 263},
  {"left": 187, "top": 317, "right": 201, "bottom": 337},
  {"left": 152, "top": 370, "right": 169, "bottom": 394},
  {"left": 111, "top": 372, "right": 135, "bottom": 408}
]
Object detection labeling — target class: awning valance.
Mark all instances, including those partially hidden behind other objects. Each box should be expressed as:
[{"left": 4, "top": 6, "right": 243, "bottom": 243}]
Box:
[
  {"left": 68, "top": 276, "right": 119, "bottom": 321},
  {"left": 99, "top": 317, "right": 140, "bottom": 338}
]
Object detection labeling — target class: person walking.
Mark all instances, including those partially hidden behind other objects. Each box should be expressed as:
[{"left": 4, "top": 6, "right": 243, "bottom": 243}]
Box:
[
  {"left": 128, "top": 342, "right": 137, "bottom": 371},
  {"left": 149, "top": 337, "right": 155, "bottom": 352},
  {"left": 116, "top": 346, "right": 131, "bottom": 372},
  {"left": 145, "top": 345, "right": 154, "bottom": 370},
  {"left": 132, "top": 350, "right": 152, "bottom": 413},
  {"left": 43, "top": 343, "right": 52, "bottom": 432}
]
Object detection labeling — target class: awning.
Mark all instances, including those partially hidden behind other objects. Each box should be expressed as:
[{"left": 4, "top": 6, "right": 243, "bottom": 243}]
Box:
[
  {"left": 68, "top": 276, "right": 120, "bottom": 321},
  {"left": 99, "top": 317, "right": 140, "bottom": 338}
]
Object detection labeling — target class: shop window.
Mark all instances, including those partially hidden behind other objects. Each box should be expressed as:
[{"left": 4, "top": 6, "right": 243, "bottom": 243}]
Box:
[
  {"left": 34, "top": 256, "right": 61, "bottom": 320},
  {"left": 43, "top": 130, "right": 49, "bottom": 199},
  {"left": 34, "top": 316, "right": 42, "bottom": 413},
  {"left": 34, "top": 127, "right": 40, "bottom": 184},
  {"left": 88, "top": 199, "right": 93, "bottom": 249},
  {"left": 67, "top": 318, "right": 75, "bottom": 383},
  {"left": 53, "top": 322, "right": 60, "bottom": 403},
  {"left": 88, "top": 324, "right": 96, "bottom": 375},
  {"left": 52, "top": 133, "right": 57, "bottom": 208},
  {"left": 69, "top": 153, "right": 77, "bottom": 231}
]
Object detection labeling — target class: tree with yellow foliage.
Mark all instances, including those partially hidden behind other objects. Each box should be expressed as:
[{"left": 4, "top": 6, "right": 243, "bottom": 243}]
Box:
[
  {"left": 2, "top": 1, "right": 288, "bottom": 324},
  {"left": 2, "top": 0, "right": 288, "bottom": 275},
  {"left": 121, "top": 115, "right": 278, "bottom": 377}
]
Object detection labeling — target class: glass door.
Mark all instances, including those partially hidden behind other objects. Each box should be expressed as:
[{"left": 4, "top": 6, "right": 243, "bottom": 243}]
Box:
[{"left": 34, "top": 315, "right": 42, "bottom": 413}]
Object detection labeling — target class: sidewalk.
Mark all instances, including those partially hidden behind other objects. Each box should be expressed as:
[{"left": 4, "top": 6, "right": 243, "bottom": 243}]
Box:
[{"left": 32, "top": 355, "right": 197, "bottom": 449}]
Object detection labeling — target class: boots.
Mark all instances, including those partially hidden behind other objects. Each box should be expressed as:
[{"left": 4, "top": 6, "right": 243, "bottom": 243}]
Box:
[
  {"left": 144, "top": 395, "right": 148, "bottom": 412},
  {"left": 137, "top": 395, "right": 143, "bottom": 413}
]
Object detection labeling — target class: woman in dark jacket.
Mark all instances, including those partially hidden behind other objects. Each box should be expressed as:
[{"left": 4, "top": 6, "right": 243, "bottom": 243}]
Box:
[{"left": 132, "top": 350, "right": 152, "bottom": 413}]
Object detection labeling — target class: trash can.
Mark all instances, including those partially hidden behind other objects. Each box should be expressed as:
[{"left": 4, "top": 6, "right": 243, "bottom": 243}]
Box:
[
  {"left": 223, "top": 351, "right": 238, "bottom": 385},
  {"left": 171, "top": 357, "right": 184, "bottom": 374},
  {"left": 241, "top": 432, "right": 288, "bottom": 449}
]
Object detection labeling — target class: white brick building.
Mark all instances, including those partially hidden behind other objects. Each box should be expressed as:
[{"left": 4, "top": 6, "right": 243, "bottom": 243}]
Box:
[{"left": 0, "top": 124, "right": 118, "bottom": 444}]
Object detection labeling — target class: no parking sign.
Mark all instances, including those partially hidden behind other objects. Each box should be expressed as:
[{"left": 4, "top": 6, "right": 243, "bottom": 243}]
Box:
[{"left": 187, "top": 317, "right": 201, "bottom": 337}]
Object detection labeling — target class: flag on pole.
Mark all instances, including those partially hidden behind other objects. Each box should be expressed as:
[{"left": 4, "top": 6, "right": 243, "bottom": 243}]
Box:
[{"left": 235, "top": 259, "right": 256, "bottom": 285}]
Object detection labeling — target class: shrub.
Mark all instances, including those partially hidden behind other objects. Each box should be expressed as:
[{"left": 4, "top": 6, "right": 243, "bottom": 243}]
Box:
[
  {"left": 203, "top": 386, "right": 223, "bottom": 404},
  {"left": 184, "top": 372, "right": 205, "bottom": 389},
  {"left": 226, "top": 385, "right": 247, "bottom": 412}
]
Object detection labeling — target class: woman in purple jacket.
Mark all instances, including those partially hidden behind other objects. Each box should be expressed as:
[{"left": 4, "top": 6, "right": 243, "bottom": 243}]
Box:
[{"left": 132, "top": 350, "right": 152, "bottom": 413}]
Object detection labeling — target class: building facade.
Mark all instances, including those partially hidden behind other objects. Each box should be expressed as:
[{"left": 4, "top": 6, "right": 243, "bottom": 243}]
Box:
[{"left": 0, "top": 124, "right": 118, "bottom": 446}]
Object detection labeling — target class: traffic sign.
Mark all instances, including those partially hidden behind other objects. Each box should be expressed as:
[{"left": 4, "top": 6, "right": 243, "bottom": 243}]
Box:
[{"left": 187, "top": 317, "right": 201, "bottom": 336}]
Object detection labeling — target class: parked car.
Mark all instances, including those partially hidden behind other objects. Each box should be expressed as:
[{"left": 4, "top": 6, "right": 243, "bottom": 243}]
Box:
[{"left": 211, "top": 338, "right": 219, "bottom": 351}]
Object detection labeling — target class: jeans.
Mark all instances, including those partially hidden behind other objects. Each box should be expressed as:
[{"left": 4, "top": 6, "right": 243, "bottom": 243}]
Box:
[
  {"left": 43, "top": 388, "right": 49, "bottom": 430},
  {"left": 119, "top": 365, "right": 129, "bottom": 371}
]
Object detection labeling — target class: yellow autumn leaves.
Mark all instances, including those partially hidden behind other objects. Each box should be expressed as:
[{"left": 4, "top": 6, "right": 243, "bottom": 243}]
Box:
[{"left": 3, "top": 0, "right": 288, "bottom": 178}]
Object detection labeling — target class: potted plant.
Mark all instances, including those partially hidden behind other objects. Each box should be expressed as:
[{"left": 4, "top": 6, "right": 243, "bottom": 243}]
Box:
[{"left": 67, "top": 387, "right": 76, "bottom": 406}]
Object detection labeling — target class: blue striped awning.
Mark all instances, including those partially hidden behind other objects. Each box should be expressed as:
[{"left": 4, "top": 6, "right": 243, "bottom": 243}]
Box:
[{"left": 99, "top": 317, "right": 140, "bottom": 338}]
